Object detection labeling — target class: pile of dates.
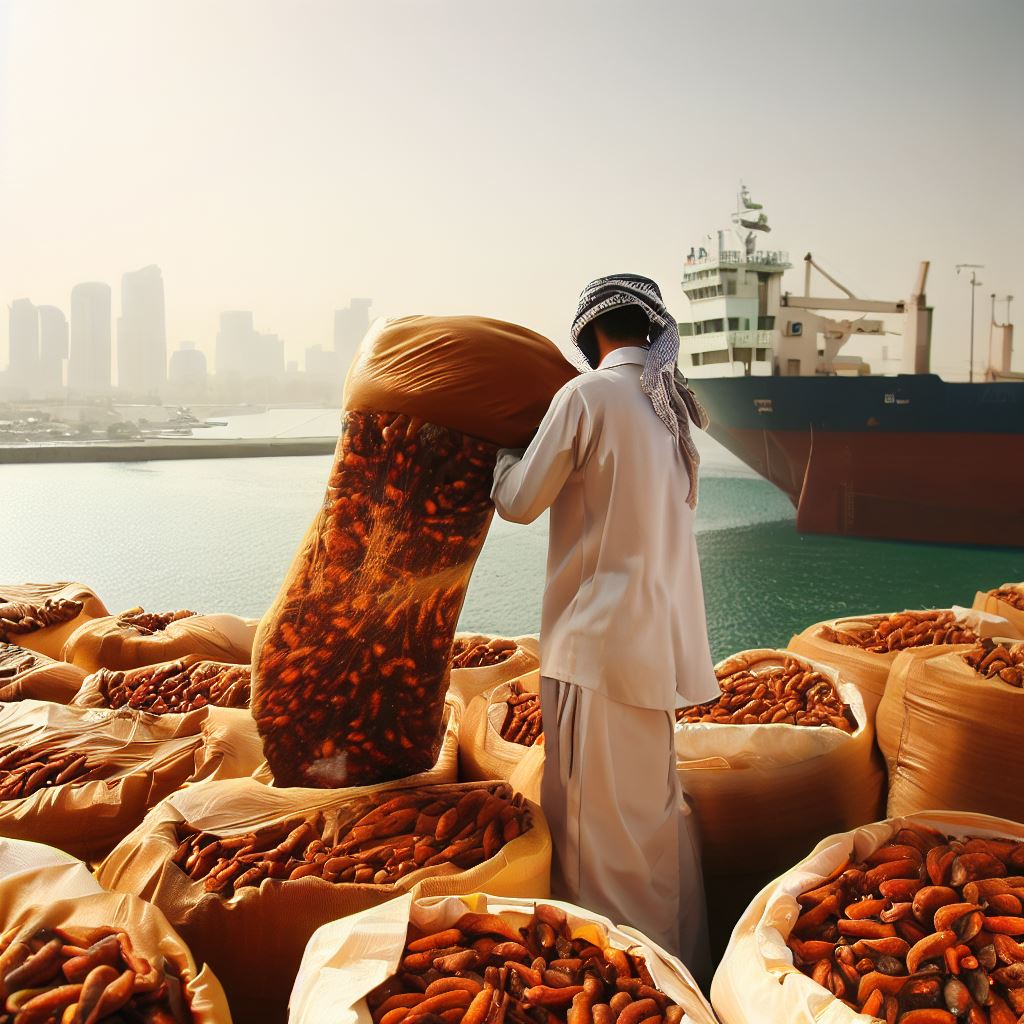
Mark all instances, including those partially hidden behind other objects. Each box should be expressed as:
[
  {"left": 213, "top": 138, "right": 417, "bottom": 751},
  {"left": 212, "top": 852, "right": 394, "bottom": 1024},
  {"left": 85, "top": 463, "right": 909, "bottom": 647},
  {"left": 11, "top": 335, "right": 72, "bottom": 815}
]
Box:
[
  {"left": 115, "top": 610, "right": 198, "bottom": 637},
  {"left": 0, "top": 743, "right": 102, "bottom": 801},
  {"left": 787, "top": 823, "right": 1024, "bottom": 1023},
  {"left": 92, "top": 660, "right": 251, "bottom": 714},
  {"left": 500, "top": 690, "right": 541, "bottom": 747},
  {"left": 677, "top": 655, "right": 855, "bottom": 732},
  {"left": 963, "top": 640, "right": 1024, "bottom": 688},
  {"left": 818, "top": 611, "right": 977, "bottom": 654},
  {"left": 0, "top": 599, "right": 82, "bottom": 641},
  {"left": 367, "top": 903, "right": 684, "bottom": 1024},
  {"left": 988, "top": 587, "right": 1024, "bottom": 613},
  {"left": 452, "top": 640, "right": 519, "bottom": 671},
  {"left": 0, "top": 923, "right": 190, "bottom": 1023},
  {"left": 172, "top": 782, "right": 531, "bottom": 896}
]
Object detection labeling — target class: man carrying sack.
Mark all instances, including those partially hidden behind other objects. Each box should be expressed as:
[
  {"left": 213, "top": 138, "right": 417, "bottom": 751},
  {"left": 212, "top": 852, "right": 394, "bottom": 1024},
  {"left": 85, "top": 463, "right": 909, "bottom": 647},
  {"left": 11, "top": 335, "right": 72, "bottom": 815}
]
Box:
[{"left": 490, "top": 274, "right": 719, "bottom": 976}]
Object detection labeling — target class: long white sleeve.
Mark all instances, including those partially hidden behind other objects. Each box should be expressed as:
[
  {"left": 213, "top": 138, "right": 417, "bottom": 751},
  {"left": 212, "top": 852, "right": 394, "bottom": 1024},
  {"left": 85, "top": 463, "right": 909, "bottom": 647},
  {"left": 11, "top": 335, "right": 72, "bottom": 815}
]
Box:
[{"left": 490, "top": 383, "right": 587, "bottom": 525}]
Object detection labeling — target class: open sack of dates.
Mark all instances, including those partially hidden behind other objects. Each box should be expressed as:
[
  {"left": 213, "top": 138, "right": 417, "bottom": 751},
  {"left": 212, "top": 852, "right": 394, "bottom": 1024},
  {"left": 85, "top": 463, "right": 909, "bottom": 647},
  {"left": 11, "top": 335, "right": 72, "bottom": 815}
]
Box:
[
  {"left": 0, "top": 642, "right": 87, "bottom": 705},
  {"left": 252, "top": 316, "right": 574, "bottom": 788},
  {"left": 289, "top": 893, "right": 719, "bottom": 1024},
  {"left": 0, "top": 583, "right": 108, "bottom": 661}
]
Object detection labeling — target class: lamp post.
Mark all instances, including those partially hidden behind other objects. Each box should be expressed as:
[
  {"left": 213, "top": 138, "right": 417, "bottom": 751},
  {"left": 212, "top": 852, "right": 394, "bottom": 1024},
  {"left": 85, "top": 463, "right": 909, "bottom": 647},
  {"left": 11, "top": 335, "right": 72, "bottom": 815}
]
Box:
[{"left": 956, "top": 264, "right": 984, "bottom": 383}]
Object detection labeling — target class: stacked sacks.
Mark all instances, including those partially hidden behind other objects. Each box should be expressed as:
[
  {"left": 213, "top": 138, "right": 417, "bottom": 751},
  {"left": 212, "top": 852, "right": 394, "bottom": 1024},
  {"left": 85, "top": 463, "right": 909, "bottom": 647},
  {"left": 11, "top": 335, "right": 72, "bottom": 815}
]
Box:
[
  {"left": 0, "top": 641, "right": 87, "bottom": 704},
  {"left": 788, "top": 607, "right": 1013, "bottom": 718},
  {"left": 0, "top": 838, "right": 231, "bottom": 1022},
  {"left": 0, "top": 581, "right": 108, "bottom": 660},
  {"left": 448, "top": 633, "right": 540, "bottom": 707},
  {"left": 291, "top": 894, "right": 719, "bottom": 1024},
  {"left": 876, "top": 637, "right": 1024, "bottom": 820},
  {"left": 97, "top": 778, "right": 551, "bottom": 1023},
  {"left": 973, "top": 582, "right": 1024, "bottom": 639},
  {"left": 252, "top": 316, "right": 573, "bottom": 789},
  {"left": 0, "top": 699, "right": 263, "bottom": 860},
  {"left": 711, "top": 811, "right": 1024, "bottom": 1024},
  {"left": 63, "top": 608, "right": 257, "bottom": 673}
]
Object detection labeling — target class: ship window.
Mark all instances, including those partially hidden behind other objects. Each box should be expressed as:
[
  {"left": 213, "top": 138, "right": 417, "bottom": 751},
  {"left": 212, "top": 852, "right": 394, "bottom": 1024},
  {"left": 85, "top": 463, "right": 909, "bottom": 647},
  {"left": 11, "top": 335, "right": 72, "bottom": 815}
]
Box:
[
  {"left": 755, "top": 347, "right": 768, "bottom": 359},
  {"left": 727, "top": 318, "right": 740, "bottom": 331},
  {"left": 724, "top": 279, "right": 736, "bottom": 295},
  {"left": 758, "top": 316, "right": 775, "bottom": 330},
  {"left": 786, "top": 358, "right": 801, "bottom": 375},
  {"left": 703, "top": 349, "right": 729, "bottom": 364},
  {"left": 679, "top": 322, "right": 693, "bottom": 336}
]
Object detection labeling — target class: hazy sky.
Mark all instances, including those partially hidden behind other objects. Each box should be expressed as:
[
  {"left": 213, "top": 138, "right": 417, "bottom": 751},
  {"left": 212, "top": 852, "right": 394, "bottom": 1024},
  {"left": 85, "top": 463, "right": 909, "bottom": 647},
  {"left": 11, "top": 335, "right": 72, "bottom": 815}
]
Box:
[{"left": 2, "top": 0, "right": 1022, "bottom": 379}]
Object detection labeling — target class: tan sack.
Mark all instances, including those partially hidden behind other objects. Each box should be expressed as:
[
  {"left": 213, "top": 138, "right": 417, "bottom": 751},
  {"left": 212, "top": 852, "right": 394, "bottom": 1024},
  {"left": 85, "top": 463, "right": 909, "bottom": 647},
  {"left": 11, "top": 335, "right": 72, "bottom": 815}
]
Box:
[
  {"left": 0, "top": 835, "right": 79, "bottom": 883},
  {"left": 676, "top": 650, "right": 884, "bottom": 877},
  {"left": 0, "top": 698, "right": 262, "bottom": 860},
  {"left": 250, "top": 697, "right": 461, "bottom": 786},
  {"left": 787, "top": 605, "right": 1011, "bottom": 718},
  {"left": 448, "top": 633, "right": 540, "bottom": 707},
  {"left": 459, "top": 670, "right": 540, "bottom": 782},
  {"left": 710, "top": 810, "right": 1024, "bottom": 1024},
  {"left": 973, "top": 582, "right": 1024, "bottom": 639},
  {"left": 0, "top": 641, "right": 88, "bottom": 703},
  {"left": 0, "top": 581, "right": 108, "bottom": 659},
  {"left": 97, "top": 778, "right": 551, "bottom": 1024},
  {"left": 290, "top": 891, "right": 719, "bottom": 1024},
  {"left": 63, "top": 608, "right": 258, "bottom": 672},
  {"left": 1, "top": 848, "right": 231, "bottom": 1023},
  {"left": 876, "top": 640, "right": 1024, "bottom": 819}
]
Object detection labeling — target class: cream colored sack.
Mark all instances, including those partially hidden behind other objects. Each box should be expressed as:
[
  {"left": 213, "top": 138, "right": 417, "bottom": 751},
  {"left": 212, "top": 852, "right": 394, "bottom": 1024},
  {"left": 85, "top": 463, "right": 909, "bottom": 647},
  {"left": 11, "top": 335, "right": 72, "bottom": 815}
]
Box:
[
  {"left": 459, "top": 670, "right": 539, "bottom": 782},
  {"left": 677, "top": 651, "right": 884, "bottom": 877},
  {"left": 710, "top": 810, "right": 1024, "bottom": 1024},
  {"left": 251, "top": 698, "right": 460, "bottom": 786},
  {"left": 448, "top": 633, "right": 540, "bottom": 708},
  {"left": 0, "top": 581, "right": 108, "bottom": 659},
  {"left": 98, "top": 778, "right": 551, "bottom": 1024},
  {"left": 290, "top": 892, "right": 719, "bottom": 1024},
  {"left": 63, "top": 610, "right": 258, "bottom": 672},
  {"left": 0, "top": 641, "right": 88, "bottom": 703},
  {"left": 973, "top": 582, "right": 1024, "bottom": 639},
  {"left": 876, "top": 642, "right": 1024, "bottom": 820},
  {"left": 1, "top": 851, "right": 232, "bottom": 1023},
  {"left": 787, "top": 606, "right": 1011, "bottom": 717},
  {"left": 0, "top": 699, "right": 263, "bottom": 860}
]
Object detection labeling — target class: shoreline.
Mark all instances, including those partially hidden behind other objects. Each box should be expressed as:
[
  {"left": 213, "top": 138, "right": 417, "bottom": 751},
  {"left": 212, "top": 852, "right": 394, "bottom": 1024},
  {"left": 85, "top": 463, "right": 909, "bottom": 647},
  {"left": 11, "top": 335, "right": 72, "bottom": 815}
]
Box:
[{"left": 0, "top": 437, "right": 338, "bottom": 464}]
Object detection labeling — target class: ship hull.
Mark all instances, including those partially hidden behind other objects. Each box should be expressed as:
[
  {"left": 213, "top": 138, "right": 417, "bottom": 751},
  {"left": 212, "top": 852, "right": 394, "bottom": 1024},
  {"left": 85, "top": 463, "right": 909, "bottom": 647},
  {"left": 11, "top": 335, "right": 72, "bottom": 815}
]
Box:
[{"left": 690, "top": 375, "right": 1024, "bottom": 548}]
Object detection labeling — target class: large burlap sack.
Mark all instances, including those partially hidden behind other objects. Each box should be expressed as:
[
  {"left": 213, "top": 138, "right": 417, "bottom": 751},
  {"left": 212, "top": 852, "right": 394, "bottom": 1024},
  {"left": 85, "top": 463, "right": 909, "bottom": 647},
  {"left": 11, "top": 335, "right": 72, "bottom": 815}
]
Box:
[
  {"left": 0, "top": 835, "right": 79, "bottom": 882},
  {"left": 448, "top": 632, "right": 541, "bottom": 707},
  {"left": 876, "top": 641, "right": 1024, "bottom": 819},
  {"left": 253, "top": 316, "right": 574, "bottom": 789},
  {"left": 710, "top": 810, "right": 1024, "bottom": 1024},
  {"left": 0, "top": 641, "right": 88, "bottom": 703},
  {"left": 0, "top": 581, "right": 108, "bottom": 659},
  {"left": 63, "top": 609, "right": 257, "bottom": 672},
  {"left": 459, "top": 669, "right": 540, "bottom": 782},
  {"left": 250, "top": 698, "right": 461, "bottom": 786},
  {"left": 0, "top": 699, "right": 262, "bottom": 860},
  {"left": 787, "top": 605, "right": 1012, "bottom": 718},
  {"left": 676, "top": 651, "right": 884, "bottom": 877},
  {"left": 98, "top": 777, "right": 551, "bottom": 1024},
  {"left": 1, "top": 847, "right": 231, "bottom": 1022},
  {"left": 973, "top": 581, "right": 1024, "bottom": 639},
  {"left": 290, "top": 892, "right": 719, "bottom": 1024}
]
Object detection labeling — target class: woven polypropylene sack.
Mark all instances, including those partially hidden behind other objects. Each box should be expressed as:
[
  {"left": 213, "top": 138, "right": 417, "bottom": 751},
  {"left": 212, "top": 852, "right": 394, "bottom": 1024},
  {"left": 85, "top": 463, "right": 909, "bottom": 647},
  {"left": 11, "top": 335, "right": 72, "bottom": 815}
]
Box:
[
  {"left": 97, "top": 777, "right": 551, "bottom": 1024},
  {"left": 459, "top": 670, "right": 540, "bottom": 782},
  {"left": 0, "top": 581, "right": 108, "bottom": 659},
  {"left": 252, "top": 316, "right": 573, "bottom": 789},
  {"left": 710, "top": 810, "right": 1024, "bottom": 1024},
  {"left": 448, "top": 633, "right": 540, "bottom": 708},
  {"left": 0, "top": 641, "right": 88, "bottom": 703}
]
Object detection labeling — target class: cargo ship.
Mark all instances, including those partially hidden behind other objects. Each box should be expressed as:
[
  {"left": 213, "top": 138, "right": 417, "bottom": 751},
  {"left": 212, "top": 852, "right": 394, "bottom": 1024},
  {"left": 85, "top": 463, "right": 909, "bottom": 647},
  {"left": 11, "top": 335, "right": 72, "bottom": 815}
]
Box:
[{"left": 676, "top": 187, "right": 1023, "bottom": 548}]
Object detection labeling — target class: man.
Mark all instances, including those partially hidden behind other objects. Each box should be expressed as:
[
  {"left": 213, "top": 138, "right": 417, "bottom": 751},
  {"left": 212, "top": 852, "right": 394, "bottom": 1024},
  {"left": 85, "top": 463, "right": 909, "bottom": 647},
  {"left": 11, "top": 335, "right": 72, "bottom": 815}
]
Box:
[{"left": 490, "top": 274, "right": 720, "bottom": 975}]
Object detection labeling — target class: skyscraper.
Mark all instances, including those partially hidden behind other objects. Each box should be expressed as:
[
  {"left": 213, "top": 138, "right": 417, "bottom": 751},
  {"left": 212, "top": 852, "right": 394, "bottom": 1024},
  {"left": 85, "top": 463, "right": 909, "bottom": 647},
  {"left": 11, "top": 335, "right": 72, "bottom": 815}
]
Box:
[
  {"left": 215, "top": 311, "right": 256, "bottom": 379},
  {"left": 69, "top": 282, "right": 112, "bottom": 393},
  {"left": 118, "top": 265, "right": 166, "bottom": 395},
  {"left": 168, "top": 342, "right": 207, "bottom": 397},
  {"left": 333, "top": 298, "right": 372, "bottom": 375},
  {"left": 38, "top": 305, "right": 69, "bottom": 395},
  {"left": 7, "top": 299, "right": 39, "bottom": 394}
]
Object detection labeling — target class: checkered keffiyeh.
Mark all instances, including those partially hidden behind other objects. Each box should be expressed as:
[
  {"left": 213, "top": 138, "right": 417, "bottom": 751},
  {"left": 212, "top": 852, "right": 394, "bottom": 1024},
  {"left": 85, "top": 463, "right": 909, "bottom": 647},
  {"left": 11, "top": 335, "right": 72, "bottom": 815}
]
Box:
[{"left": 569, "top": 274, "right": 709, "bottom": 509}]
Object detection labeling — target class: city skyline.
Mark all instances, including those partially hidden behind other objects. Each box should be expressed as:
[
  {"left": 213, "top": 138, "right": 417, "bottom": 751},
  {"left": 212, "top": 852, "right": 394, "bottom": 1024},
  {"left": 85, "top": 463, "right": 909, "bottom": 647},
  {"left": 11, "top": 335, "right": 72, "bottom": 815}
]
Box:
[{"left": 2, "top": 0, "right": 1022, "bottom": 381}]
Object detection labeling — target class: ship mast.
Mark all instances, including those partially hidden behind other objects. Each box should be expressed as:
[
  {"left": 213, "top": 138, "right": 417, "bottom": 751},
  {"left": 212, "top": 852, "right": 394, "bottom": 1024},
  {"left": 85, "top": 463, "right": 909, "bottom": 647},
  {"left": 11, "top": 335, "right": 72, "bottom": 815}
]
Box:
[{"left": 731, "top": 183, "right": 771, "bottom": 260}]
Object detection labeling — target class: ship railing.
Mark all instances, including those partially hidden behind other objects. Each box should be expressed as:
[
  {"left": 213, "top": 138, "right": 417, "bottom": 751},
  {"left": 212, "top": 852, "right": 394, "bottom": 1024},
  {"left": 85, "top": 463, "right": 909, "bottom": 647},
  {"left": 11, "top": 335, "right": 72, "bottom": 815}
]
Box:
[{"left": 684, "top": 250, "right": 790, "bottom": 268}]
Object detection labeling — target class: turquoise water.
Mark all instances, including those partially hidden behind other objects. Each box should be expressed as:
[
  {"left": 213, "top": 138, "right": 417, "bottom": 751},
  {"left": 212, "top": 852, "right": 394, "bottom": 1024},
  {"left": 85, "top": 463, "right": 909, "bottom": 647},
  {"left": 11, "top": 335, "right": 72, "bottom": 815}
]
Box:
[{"left": 4, "top": 434, "right": 1022, "bottom": 660}]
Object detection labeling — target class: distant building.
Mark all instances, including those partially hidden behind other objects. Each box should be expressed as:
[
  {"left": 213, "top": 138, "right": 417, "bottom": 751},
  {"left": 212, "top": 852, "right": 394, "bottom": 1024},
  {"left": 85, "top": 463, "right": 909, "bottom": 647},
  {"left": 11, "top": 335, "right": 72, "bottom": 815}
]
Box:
[
  {"left": 215, "top": 311, "right": 255, "bottom": 379},
  {"left": 118, "top": 265, "right": 167, "bottom": 396},
  {"left": 8, "top": 299, "right": 39, "bottom": 394},
  {"left": 333, "top": 298, "right": 372, "bottom": 374},
  {"left": 256, "top": 332, "right": 285, "bottom": 379},
  {"left": 168, "top": 342, "right": 207, "bottom": 397},
  {"left": 69, "top": 282, "right": 112, "bottom": 393},
  {"left": 38, "top": 305, "right": 69, "bottom": 395}
]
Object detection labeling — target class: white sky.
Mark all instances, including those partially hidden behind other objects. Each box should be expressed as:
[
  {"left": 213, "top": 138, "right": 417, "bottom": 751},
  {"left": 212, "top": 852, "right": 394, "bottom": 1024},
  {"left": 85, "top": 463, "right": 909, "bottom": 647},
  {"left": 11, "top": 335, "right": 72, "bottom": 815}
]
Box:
[{"left": 2, "top": 0, "right": 1022, "bottom": 378}]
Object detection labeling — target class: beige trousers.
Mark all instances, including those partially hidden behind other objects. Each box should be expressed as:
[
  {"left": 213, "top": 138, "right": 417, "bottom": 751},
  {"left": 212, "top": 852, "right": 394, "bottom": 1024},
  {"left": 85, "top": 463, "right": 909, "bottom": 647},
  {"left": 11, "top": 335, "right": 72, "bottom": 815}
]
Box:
[{"left": 540, "top": 677, "right": 711, "bottom": 984}]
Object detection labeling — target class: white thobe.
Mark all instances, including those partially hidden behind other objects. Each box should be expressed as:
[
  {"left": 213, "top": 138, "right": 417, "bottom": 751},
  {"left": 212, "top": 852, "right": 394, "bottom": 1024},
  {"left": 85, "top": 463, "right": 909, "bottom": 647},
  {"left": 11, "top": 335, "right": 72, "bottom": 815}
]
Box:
[{"left": 490, "top": 345, "right": 715, "bottom": 977}]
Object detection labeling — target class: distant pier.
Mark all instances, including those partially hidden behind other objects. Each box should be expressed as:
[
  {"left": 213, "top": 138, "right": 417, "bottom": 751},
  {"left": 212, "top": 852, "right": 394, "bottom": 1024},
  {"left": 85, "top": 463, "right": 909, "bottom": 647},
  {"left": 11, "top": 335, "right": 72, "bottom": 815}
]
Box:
[{"left": 0, "top": 436, "right": 338, "bottom": 464}]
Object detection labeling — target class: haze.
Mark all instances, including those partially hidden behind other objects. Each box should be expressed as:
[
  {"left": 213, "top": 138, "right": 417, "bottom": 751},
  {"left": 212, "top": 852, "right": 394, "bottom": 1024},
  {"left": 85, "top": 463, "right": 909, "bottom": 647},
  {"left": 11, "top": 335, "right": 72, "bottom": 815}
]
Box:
[{"left": 2, "top": 0, "right": 1022, "bottom": 379}]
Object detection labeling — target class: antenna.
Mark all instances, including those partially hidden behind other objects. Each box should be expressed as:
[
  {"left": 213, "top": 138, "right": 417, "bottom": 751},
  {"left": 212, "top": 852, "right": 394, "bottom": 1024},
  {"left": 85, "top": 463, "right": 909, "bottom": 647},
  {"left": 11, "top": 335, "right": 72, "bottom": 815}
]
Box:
[{"left": 955, "top": 264, "right": 984, "bottom": 383}]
